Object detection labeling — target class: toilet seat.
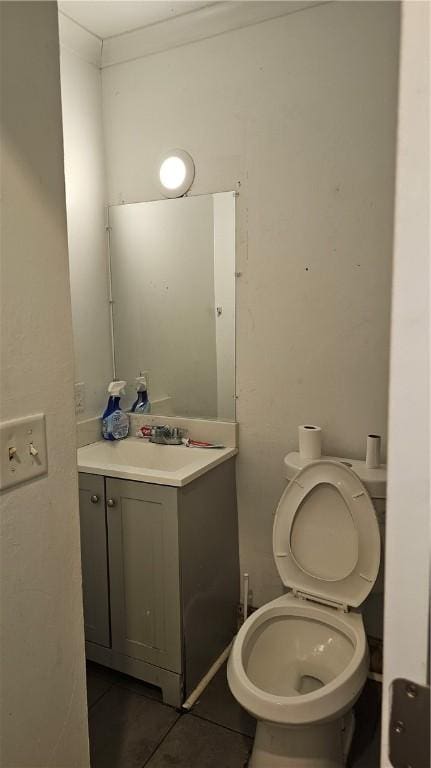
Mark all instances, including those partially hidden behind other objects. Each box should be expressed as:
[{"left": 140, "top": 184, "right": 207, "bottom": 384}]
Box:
[
  {"left": 273, "top": 460, "right": 380, "bottom": 609},
  {"left": 227, "top": 593, "right": 368, "bottom": 726}
]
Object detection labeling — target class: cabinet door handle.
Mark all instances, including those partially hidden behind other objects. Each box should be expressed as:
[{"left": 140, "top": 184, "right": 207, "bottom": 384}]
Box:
[
  {"left": 107, "top": 498, "right": 116, "bottom": 508},
  {"left": 90, "top": 495, "right": 99, "bottom": 504}
]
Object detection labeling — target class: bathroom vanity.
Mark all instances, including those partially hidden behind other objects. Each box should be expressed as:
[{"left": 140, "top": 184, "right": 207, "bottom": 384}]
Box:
[
  {"left": 75, "top": 188, "right": 239, "bottom": 707},
  {"left": 77, "top": 438, "right": 239, "bottom": 707}
]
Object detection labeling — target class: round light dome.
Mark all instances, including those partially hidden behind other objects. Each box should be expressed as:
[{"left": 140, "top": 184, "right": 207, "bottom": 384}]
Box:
[
  {"left": 160, "top": 156, "right": 186, "bottom": 190},
  {"left": 158, "top": 149, "right": 195, "bottom": 198}
]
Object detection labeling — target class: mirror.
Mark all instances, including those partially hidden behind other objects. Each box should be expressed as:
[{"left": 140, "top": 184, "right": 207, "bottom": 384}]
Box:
[{"left": 109, "top": 191, "right": 236, "bottom": 421}]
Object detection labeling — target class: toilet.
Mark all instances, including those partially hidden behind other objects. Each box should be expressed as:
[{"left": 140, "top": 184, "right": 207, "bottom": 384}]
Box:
[{"left": 228, "top": 453, "right": 386, "bottom": 768}]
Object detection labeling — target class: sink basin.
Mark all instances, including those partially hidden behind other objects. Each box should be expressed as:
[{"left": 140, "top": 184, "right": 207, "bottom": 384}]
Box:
[{"left": 77, "top": 437, "right": 237, "bottom": 486}]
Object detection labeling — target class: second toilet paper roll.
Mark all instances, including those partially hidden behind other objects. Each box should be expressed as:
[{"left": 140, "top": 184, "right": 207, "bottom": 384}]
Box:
[
  {"left": 298, "top": 425, "right": 322, "bottom": 459},
  {"left": 365, "top": 434, "right": 381, "bottom": 468}
]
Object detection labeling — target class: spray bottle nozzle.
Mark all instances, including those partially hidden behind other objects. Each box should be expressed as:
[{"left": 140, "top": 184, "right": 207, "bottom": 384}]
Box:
[
  {"left": 135, "top": 374, "right": 148, "bottom": 391},
  {"left": 108, "top": 380, "right": 127, "bottom": 396}
]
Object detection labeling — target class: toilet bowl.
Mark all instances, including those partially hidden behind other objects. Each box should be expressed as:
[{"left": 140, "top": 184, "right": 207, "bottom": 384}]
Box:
[
  {"left": 228, "top": 593, "right": 367, "bottom": 767},
  {"left": 228, "top": 458, "right": 384, "bottom": 768}
]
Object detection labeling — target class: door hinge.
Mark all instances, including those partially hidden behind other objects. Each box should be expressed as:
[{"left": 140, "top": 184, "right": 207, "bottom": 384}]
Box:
[{"left": 389, "top": 677, "right": 430, "bottom": 767}]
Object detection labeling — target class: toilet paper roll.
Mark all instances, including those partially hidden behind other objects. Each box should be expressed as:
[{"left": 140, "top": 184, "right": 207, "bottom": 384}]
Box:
[
  {"left": 298, "top": 425, "right": 322, "bottom": 460},
  {"left": 366, "top": 434, "right": 381, "bottom": 469}
]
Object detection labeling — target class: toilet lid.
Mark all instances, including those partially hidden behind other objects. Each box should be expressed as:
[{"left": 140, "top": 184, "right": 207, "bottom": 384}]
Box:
[{"left": 273, "top": 460, "right": 380, "bottom": 608}]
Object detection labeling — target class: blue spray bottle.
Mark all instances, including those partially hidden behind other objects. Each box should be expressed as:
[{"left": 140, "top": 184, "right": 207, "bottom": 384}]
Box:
[
  {"left": 102, "top": 380, "right": 129, "bottom": 440},
  {"left": 130, "top": 374, "right": 151, "bottom": 414}
]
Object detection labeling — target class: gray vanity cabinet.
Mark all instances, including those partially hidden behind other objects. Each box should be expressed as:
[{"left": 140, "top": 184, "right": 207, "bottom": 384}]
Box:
[
  {"left": 106, "top": 478, "right": 181, "bottom": 675},
  {"left": 78, "top": 473, "right": 110, "bottom": 647},
  {"left": 78, "top": 458, "right": 239, "bottom": 707}
]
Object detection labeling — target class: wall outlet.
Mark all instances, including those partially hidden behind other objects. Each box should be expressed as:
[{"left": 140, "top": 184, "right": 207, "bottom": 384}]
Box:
[{"left": 74, "top": 382, "right": 85, "bottom": 415}]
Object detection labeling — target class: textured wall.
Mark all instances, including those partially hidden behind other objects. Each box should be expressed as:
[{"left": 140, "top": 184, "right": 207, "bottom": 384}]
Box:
[
  {"left": 0, "top": 3, "right": 90, "bottom": 765},
  {"left": 60, "top": 45, "right": 113, "bottom": 420},
  {"left": 101, "top": 1, "right": 400, "bottom": 606}
]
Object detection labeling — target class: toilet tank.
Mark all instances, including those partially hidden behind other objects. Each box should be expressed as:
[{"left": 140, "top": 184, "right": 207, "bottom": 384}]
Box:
[{"left": 284, "top": 451, "right": 386, "bottom": 640}]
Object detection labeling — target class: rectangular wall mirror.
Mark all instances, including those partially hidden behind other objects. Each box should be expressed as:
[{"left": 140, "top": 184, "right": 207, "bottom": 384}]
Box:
[{"left": 109, "top": 191, "right": 236, "bottom": 421}]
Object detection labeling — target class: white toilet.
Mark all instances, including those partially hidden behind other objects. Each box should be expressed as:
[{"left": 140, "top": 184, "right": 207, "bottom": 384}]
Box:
[{"left": 228, "top": 453, "right": 386, "bottom": 768}]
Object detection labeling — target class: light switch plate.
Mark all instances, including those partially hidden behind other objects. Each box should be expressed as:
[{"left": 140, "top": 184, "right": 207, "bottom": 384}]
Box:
[
  {"left": 0, "top": 414, "right": 48, "bottom": 491},
  {"left": 74, "top": 382, "right": 85, "bottom": 415}
]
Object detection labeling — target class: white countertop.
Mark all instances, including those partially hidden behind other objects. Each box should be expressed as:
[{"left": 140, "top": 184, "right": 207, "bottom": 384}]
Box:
[{"left": 77, "top": 437, "right": 237, "bottom": 487}]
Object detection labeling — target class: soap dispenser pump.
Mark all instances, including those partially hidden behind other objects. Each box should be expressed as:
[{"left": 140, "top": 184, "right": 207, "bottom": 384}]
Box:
[
  {"left": 102, "top": 380, "right": 129, "bottom": 441},
  {"left": 130, "top": 374, "right": 151, "bottom": 414}
]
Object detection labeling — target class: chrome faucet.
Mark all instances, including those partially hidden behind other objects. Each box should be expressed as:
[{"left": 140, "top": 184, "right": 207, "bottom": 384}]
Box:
[{"left": 149, "top": 425, "right": 188, "bottom": 445}]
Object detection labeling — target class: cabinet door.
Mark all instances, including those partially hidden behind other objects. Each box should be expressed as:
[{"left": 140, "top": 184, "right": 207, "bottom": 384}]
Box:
[
  {"left": 106, "top": 478, "right": 181, "bottom": 673},
  {"left": 78, "top": 473, "right": 110, "bottom": 647}
]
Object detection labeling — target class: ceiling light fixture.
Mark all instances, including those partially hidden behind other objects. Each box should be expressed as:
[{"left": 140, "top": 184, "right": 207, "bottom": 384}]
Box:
[{"left": 158, "top": 149, "right": 195, "bottom": 198}]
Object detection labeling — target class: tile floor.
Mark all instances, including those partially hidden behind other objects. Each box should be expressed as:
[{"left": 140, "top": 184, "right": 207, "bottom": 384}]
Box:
[{"left": 86, "top": 661, "right": 381, "bottom": 768}]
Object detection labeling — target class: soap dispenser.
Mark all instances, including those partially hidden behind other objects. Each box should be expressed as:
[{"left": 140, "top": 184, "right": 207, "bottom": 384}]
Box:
[
  {"left": 130, "top": 374, "right": 151, "bottom": 414},
  {"left": 102, "top": 380, "right": 129, "bottom": 440}
]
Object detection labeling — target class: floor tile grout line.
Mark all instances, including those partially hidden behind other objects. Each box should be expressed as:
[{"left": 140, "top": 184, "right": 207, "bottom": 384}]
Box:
[
  {"left": 140, "top": 711, "right": 253, "bottom": 768},
  {"left": 140, "top": 711, "right": 183, "bottom": 767},
  {"left": 99, "top": 674, "right": 254, "bottom": 737},
  {"left": 87, "top": 670, "right": 254, "bottom": 760},
  {"left": 110, "top": 677, "right": 255, "bottom": 738},
  {"left": 187, "top": 711, "right": 254, "bottom": 740},
  {"left": 87, "top": 683, "right": 115, "bottom": 712}
]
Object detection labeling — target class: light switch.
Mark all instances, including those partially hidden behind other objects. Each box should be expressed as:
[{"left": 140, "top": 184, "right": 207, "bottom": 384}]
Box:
[{"left": 0, "top": 414, "right": 48, "bottom": 491}]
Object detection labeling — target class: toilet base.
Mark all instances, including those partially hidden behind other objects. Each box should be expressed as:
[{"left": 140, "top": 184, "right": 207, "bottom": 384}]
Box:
[{"left": 248, "top": 711, "right": 354, "bottom": 768}]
